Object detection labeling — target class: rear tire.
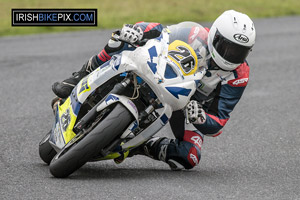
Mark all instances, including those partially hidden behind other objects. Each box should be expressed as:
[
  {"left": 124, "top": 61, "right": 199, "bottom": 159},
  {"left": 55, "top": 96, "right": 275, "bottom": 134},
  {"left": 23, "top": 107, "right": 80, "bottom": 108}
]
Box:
[
  {"left": 49, "top": 103, "right": 133, "bottom": 178},
  {"left": 39, "top": 131, "right": 57, "bottom": 165}
]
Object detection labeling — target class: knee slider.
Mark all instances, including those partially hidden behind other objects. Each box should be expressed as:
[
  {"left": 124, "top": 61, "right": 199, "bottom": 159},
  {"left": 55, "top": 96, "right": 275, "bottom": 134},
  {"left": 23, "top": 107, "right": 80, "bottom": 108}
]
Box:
[{"left": 167, "top": 159, "right": 185, "bottom": 171}]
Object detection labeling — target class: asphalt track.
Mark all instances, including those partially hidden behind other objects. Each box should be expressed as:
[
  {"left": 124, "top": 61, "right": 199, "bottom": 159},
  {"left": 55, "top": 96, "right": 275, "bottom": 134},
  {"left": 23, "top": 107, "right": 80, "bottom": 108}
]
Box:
[{"left": 0, "top": 16, "right": 299, "bottom": 200}]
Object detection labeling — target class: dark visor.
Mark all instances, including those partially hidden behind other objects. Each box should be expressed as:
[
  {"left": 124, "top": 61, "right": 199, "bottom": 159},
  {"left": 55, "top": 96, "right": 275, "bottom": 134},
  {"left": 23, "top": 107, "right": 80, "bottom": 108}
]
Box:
[{"left": 213, "top": 30, "right": 252, "bottom": 64}]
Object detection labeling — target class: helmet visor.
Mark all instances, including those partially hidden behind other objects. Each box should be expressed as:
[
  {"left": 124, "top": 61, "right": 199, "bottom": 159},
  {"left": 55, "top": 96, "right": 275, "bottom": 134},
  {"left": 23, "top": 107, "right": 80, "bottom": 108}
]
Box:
[{"left": 213, "top": 30, "right": 252, "bottom": 64}]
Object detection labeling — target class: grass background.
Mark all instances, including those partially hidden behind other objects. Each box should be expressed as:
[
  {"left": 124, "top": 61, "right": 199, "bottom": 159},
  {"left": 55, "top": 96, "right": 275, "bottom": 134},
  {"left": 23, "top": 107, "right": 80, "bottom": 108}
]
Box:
[{"left": 1, "top": 0, "right": 300, "bottom": 36}]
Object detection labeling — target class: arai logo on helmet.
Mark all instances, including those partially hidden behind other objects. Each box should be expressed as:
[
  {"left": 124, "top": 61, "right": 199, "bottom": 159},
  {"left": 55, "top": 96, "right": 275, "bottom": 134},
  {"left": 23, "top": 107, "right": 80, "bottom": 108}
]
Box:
[{"left": 233, "top": 34, "right": 249, "bottom": 43}]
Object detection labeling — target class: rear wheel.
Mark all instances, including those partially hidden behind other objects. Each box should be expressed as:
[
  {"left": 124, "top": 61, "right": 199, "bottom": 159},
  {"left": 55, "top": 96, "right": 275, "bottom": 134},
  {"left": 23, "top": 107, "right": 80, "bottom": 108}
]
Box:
[
  {"left": 49, "top": 103, "right": 133, "bottom": 178},
  {"left": 39, "top": 131, "right": 57, "bottom": 165}
]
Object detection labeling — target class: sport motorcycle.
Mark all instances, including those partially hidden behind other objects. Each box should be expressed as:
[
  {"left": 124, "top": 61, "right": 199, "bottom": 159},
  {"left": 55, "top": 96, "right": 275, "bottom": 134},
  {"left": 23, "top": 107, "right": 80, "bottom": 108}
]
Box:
[{"left": 39, "top": 22, "right": 209, "bottom": 178}]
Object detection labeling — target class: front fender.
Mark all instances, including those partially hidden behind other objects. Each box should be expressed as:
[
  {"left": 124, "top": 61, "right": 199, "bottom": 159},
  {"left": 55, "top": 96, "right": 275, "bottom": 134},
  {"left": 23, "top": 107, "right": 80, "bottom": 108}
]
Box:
[{"left": 96, "top": 94, "right": 139, "bottom": 123}]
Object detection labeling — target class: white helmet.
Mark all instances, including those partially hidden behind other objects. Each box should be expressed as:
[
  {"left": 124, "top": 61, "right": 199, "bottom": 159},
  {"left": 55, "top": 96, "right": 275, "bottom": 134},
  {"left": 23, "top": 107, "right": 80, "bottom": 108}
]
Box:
[{"left": 208, "top": 10, "right": 256, "bottom": 71}]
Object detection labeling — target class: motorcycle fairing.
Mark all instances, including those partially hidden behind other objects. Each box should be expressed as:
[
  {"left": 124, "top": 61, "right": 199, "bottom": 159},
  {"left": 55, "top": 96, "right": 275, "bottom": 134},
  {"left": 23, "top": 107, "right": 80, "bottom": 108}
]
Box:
[{"left": 50, "top": 97, "right": 78, "bottom": 150}]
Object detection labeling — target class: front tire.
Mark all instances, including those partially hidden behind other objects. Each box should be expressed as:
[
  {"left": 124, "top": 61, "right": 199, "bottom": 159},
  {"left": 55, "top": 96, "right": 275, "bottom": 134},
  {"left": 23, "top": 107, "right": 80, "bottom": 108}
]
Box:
[
  {"left": 49, "top": 103, "right": 133, "bottom": 178},
  {"left": 39, "top": 131, "right": 57, "bottom": 165}
]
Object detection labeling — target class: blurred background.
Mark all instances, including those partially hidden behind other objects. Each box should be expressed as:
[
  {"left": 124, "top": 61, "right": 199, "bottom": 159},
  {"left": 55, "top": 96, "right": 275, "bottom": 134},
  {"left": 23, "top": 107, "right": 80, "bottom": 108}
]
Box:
[{"left": 1, "top": 0, "right": 300, "bottom": 36}]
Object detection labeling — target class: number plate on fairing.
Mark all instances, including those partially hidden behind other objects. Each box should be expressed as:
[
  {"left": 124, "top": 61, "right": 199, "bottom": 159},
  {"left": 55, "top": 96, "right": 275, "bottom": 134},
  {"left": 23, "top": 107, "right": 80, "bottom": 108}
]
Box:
[{"left": 168, "top": 40, "right": 198, "bottom": 76}]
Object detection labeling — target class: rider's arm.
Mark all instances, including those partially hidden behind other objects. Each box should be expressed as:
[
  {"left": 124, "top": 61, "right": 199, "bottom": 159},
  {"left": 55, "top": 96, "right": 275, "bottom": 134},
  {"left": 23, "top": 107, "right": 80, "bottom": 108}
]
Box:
[
  {"left": 81, "top": 22, "right": 163, "bottom": 72},
  {"left": 96, "top": 22, "right": 164, "bottom": 66},
  {"left": 194, "top": 62, "right": 250, "bottom": 137},
  {"left": 135, "top": 22, "right": 163, "bottom": 40}
]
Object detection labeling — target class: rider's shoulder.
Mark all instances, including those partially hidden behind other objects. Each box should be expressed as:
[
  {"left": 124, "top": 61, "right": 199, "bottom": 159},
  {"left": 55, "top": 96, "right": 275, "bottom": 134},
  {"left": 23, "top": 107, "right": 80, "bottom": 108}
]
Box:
[{"left": 227, "top": 61, "right": 250, "bottom": 87}]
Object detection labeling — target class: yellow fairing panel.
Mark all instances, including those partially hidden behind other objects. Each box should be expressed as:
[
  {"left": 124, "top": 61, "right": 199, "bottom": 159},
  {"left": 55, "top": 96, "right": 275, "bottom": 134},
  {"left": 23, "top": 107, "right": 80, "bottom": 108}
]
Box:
[{"left": 58, "top": 97, "right": 77, "bottom": 143}]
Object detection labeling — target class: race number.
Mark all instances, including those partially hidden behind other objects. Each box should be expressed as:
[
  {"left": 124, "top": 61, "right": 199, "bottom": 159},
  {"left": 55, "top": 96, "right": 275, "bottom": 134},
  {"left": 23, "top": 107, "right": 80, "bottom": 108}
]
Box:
[{"left": 168, "top": 40, "right": 198, "bottom": 76}]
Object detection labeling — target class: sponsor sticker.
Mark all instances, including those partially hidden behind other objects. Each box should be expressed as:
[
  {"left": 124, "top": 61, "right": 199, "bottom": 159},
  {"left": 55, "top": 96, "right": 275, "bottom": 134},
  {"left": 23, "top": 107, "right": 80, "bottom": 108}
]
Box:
[
  {"left": 190, "top": 153, "right": 198, "bottom": 164},
  {"left": 233, "top": 34, "right": 249, "bottom": 43},
  {"left": 127, "top": 100, "right": 138, "bottom": 114},
  {"left": 232, "top": 78, "right": 248, "bottom": 85}
]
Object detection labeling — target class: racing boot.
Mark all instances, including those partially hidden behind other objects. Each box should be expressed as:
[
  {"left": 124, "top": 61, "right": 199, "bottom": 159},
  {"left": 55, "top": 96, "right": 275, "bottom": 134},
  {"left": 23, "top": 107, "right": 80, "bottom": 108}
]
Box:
[
  {"left": 128, "top": 137, "right": 170, "bottom": 160},
  {"left": 52, "top": 55, "right": 100, "bottom": 98}
]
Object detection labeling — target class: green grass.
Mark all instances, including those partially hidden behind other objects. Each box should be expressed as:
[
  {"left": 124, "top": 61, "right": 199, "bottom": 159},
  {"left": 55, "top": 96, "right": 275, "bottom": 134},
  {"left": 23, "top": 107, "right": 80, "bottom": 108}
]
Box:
[{"left": 1, "top": 0, "right": 300, "bottom": 36}]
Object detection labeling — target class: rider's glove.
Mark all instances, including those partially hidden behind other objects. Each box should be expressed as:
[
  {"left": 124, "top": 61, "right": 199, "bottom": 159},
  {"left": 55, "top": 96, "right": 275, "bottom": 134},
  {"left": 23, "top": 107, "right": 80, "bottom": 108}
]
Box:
[
  {"left": 119, "top": 24, "right": 143, "bottom": 44},
  {"left": 186, "top": 100, "right": 206, "bottom": 124}
]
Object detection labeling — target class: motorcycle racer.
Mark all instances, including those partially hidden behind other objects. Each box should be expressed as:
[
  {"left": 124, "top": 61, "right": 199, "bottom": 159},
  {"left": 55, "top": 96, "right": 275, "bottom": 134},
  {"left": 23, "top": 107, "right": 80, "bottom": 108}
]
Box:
[{"left": 52, "top": 10, "right": 256, "bottom": 170}]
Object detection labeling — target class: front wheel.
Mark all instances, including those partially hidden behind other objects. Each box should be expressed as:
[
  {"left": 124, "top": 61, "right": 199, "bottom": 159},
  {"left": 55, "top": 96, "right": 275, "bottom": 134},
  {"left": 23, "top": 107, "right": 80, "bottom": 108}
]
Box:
[
  {"left": 49, "top": 103, "right": 133, "bottom": 178},
  {"left": 39, "top": 131, "right": 57, "bottom": 165}
]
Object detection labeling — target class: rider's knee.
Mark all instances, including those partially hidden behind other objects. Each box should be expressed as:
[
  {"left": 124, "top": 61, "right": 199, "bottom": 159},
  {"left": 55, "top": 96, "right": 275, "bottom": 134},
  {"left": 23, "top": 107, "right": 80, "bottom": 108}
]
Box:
[
  {"left": 166, "top": 130, "right": 203, "bottom": 170},
  {"left": 167, "top": 143, "right": 202, "bottom": 170}
]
